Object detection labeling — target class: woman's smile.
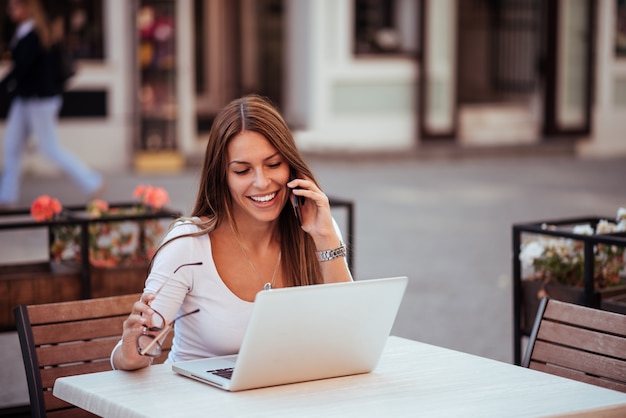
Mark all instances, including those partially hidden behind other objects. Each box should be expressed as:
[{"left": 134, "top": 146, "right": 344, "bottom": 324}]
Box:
[
  {"left": 249, "top": 192, "right": 277, "bottom": 204},
  {"left": 227, "top": 130, "right": 290, "bottom": 223}
]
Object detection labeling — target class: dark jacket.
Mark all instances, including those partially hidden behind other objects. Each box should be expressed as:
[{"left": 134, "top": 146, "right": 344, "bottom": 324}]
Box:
[{"left": 0, "top": 29, "right": 63, "bottom": 98}]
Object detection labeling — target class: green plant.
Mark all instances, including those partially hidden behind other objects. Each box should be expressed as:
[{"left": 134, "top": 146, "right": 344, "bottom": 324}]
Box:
[{"left": 519, "top": 209, "right": 626, "bottom": 289}]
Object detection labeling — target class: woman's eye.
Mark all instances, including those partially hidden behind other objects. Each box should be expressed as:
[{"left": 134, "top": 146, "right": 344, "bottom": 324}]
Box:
[
  {"left": 233, "top": 168, "right": 249, "bottom": 175},
  {"left": 268, "top": 162, "right": 282, "bottom": 169}
]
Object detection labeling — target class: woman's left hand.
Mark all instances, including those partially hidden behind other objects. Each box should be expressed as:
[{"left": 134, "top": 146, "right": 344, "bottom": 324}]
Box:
[
  {"left": 288, "top": 176, "right": 340, "bottom": 248},
  {"left": 288, "top": 175, "right": 353, "bottom": 283}
]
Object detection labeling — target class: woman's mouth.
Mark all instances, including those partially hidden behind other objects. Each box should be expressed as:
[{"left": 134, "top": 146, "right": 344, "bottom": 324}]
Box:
[{"left": 249, "top": 192, "right": 277, "bottom": 204}]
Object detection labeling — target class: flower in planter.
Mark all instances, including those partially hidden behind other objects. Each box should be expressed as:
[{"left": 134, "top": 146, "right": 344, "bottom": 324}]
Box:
[
  {"left": 618, "top": 208, "right": 626, "bottom": 224},
  {"left": 86, "top": 199, "right": 109, "bottom": 217},
  {"left": 30, "top": 195, "right": 80, "bottom": 260},
  {"left": 30, "top": 185, "right": 171, "bottom": 267},
  {"left": 519, "top": 208, "right": 626, "bottom": 289},
  {"left": 30, "top": 195, "right": 62, "bottom": 221},
  {"left": 133, "top": 184, "right": 170, "bottom": 210},
  {"left": 88, "top": 220, "right": 142, "bottom": 267}
]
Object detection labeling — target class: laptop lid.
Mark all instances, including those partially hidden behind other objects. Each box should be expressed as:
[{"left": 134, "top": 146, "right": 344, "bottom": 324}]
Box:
[{"left": 172, "top": 276, "right": 408, "bottom": 391}]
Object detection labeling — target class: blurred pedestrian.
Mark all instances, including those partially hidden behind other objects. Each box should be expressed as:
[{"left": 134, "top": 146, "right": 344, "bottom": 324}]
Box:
[{"left": 0, "top": 0, "right": 103, "bottom": 209}]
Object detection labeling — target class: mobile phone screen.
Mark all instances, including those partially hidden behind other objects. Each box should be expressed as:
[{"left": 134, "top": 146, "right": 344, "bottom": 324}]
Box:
[{"left": 290, "top": 168, "right": 303, "bottom": 225}]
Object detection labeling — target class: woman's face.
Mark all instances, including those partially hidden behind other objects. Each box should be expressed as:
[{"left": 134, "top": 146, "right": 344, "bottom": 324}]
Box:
[
  {"left": 226, "top": 130, "right": 291, "bottom": 225},
  {"left": 8, "top": 0, "right": 27, "bottom": 23}
]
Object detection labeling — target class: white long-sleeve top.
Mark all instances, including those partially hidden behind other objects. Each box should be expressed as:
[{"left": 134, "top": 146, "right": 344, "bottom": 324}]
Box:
[
  {"left": 111, "top": 217, "right": 347, "bottom": 367},
  {"left": 110, "top": 221, "right": 253, "bottom": 366},
  {"left": 146, "top": 221, "right": 255, "bottom": 362}
]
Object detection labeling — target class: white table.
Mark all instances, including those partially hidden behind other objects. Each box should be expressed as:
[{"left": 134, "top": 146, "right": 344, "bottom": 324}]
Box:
[{"left": 53, "top": 336, "right": 626, "bottom": 417}]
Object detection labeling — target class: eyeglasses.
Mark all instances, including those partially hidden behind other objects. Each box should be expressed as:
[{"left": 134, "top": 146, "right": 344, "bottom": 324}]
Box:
[
  {"left": 136, "top": 261, "right": 202, "bottom": 357},
  {"left": 137, "top": 308, "right": 199, "bottom": 357}
]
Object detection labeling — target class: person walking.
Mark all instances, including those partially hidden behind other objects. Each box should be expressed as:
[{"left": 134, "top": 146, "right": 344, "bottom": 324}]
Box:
[{"left": 0, "top": 0, "right": 103, "bottom": 208}]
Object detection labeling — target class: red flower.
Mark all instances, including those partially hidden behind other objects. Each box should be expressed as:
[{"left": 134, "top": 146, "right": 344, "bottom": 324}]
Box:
[
  {"left": 133, "top": 184, "right": 147, "bottom": 200},
  {"left": 134, "top": 184, "right": 170, "bottom": 210},
  {"left": 30, "top": 195, "right": 62, "bottom": 221},
  {"left": 145, "top": 187, "right": 170, "bottom": 209}
]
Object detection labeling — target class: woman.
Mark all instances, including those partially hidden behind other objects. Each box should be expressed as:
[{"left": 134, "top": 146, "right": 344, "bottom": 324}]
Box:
[
  {"left": 0, "top": 0, "right": 103, "bottom": 208},
  {"left": 112, "top": 95, "right": 352, "bottom": 370}
]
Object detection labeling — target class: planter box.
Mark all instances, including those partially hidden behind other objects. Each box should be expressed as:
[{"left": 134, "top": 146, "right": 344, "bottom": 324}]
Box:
[
  {"left": 520, "top": 280, "right": 626, "bottom": 335},
  {"left": 602, "top": 292, "right": 626, "bottom": 315},
  {"left": 0, "top": 261, "right": 150, "bottom": 330},
  {"left": 0, "top": 203, "right": 180, "bottom": 330},
  {"left": 0, "top": 262, "right": 80, "bottom": 330},
  {"left": 91, "top": 264, "right": 149, "bottom": 298}
]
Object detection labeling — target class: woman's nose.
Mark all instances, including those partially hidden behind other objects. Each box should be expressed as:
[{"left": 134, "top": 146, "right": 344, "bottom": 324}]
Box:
[{"left": 253, "top": 170, "right": 272, "bottom": 188}]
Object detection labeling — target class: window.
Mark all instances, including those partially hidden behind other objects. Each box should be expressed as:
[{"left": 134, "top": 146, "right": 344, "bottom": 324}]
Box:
[
  {"left": 354, "top": 0, "right": 420, "bottom": 57},
  {"left": 0, "top": 0, "right": 104, "bottom": 60},
  {"left": 137, "top": 0, "right": 177, "bottom": 150}
]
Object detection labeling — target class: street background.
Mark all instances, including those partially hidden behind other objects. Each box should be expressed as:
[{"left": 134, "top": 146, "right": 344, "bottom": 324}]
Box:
[{"left": 2, "top": 151, "right": 626, "bottom": 408}]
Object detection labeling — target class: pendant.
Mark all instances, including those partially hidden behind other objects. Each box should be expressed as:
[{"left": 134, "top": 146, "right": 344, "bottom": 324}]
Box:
[{"left": 264, "top": 283, "right": 272, "bottom": 291}]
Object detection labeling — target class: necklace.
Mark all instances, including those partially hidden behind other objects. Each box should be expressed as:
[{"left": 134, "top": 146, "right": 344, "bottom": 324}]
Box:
[{"left": 236, "top": 241, "right": 282, "bottom": 291}]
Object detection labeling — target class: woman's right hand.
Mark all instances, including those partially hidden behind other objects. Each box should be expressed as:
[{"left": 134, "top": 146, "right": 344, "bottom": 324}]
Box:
[{"left": 112, "top": 292, "right": 157, "bottom": 370}]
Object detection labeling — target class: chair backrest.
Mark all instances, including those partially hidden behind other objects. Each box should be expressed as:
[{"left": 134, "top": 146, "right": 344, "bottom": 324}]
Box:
[
  {"left": 14, "top": 293, "right": 173, "bottom": 417},
  {"left": 522, "top": 297, "right": 626, "bottom": 393}
]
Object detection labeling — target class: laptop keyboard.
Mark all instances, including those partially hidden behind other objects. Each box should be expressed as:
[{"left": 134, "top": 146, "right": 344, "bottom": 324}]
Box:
[{"left": 208, "top": 367, "right": 234, "bottom": 380}]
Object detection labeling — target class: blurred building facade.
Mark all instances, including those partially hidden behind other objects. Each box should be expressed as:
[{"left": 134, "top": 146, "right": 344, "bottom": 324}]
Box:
[{"left": 0, "top": 0, "right": 624, "bottom": 175}]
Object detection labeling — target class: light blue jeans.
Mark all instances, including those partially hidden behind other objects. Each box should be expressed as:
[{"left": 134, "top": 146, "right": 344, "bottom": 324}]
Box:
[{"left": 0, "top": 95, "right": 103, "bottom": 205}]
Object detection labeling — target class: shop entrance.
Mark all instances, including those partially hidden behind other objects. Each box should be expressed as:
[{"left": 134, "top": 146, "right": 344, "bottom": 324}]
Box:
[
  {"left": 194, "top": 0, "right": 283, "bottom": 136},
  {"left": 420, "top": 0, "right": 594, "bottom": 145},
  {"left": 456, "top": 0, "right": 545, "bottom": 145}
]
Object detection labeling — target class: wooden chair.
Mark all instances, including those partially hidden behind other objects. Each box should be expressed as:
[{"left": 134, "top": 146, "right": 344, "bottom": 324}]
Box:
[
  {"left": 14, "top": 293, "right": 173, "bottom": 417},
  {"left": 522, "top": 297, "right": 626, "bottom": 393}
]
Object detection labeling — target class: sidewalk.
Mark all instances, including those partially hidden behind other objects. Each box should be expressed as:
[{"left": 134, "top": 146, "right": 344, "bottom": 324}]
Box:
[{"left": 2, "top": 152, "right": 626, "bottom": 409}]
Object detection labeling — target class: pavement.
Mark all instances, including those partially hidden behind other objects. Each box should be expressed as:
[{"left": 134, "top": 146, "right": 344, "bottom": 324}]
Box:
[{"left": 2, "top": 150, "right": 626, "bottom": 409}]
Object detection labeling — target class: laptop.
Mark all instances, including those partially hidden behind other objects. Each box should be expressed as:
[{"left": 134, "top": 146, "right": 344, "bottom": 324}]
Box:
[{"left": 172, "top": 276, "right": 408, "bottom": 391}]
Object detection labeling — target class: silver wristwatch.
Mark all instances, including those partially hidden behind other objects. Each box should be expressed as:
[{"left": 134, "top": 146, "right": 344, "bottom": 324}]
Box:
[{"left": 316, "top": 242, "right": 347, "bottom": 262}]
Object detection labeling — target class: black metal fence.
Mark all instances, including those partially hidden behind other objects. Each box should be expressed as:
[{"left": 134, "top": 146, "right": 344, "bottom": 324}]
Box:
[{"left": 512, "top": 217, "right": 626, "bottom": 365}]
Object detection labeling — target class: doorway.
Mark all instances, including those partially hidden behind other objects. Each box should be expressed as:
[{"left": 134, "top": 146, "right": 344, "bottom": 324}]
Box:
[
  {"left": 193, "top": 0, "right": 283, "bottom": 136},
  {"left": 456, "top": 0, "right": 545, "bottom": 145}
]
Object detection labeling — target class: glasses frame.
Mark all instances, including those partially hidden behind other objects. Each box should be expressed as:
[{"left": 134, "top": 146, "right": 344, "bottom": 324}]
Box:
[{"left": 137, "top": 308, "right": 200, "bottom": 357}]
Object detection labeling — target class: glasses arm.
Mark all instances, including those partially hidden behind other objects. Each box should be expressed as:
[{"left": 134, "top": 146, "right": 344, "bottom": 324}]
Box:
[{"left": 150, "top": 261, "right": 203, "bottom": 301}]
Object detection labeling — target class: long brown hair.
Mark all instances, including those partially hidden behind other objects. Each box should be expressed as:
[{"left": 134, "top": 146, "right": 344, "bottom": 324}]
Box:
[
  {"left": 154, "top": 95, "right": 322, "bottom": 286},
  {"left": 14, "top": 0, "right": 52, "bottom": 48}
]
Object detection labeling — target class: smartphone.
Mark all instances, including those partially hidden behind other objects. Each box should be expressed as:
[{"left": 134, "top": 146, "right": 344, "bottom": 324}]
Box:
[{"left": 290, "top": 168, "right": 303, "bottom": 225}]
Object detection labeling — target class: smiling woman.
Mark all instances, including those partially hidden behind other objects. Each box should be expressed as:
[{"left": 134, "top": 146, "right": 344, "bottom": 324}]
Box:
[
  {"left": 227, "top": 131, "right": 291, "bottom": 225},
  {"left": 110, "top": 94, "right": 353, "bottom": 371}
]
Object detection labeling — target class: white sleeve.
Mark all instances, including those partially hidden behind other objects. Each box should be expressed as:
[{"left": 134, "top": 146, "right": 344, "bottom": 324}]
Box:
[
  {"left": 110, "top": 339, "right": 122, "bottom": 370},
  {"left": 332, "top": 217, "right": 353, "bottom": 280},
  {"left": 144, "top": 223, "right": 202, "bottom": 323}
]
